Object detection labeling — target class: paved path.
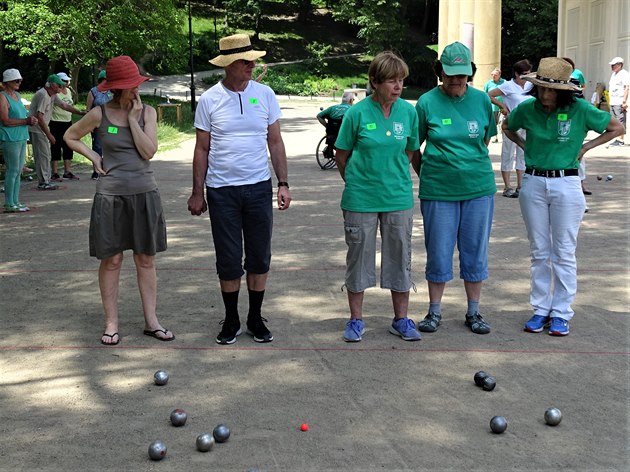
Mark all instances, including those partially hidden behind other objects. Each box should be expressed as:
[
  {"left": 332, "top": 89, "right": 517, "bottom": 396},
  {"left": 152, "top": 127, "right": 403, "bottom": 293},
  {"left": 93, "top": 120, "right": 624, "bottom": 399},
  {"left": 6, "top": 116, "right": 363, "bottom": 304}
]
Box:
[{"left": 0, "top": 99, "right": 629, "bottom": 471}]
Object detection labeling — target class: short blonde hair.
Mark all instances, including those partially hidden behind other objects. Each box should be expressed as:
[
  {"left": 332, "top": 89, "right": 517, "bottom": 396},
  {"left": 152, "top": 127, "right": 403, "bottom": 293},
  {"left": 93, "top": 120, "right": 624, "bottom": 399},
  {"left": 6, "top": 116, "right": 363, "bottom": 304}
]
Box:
[{"left": 368, "top": 51, "right": 409, "bottom": 86}]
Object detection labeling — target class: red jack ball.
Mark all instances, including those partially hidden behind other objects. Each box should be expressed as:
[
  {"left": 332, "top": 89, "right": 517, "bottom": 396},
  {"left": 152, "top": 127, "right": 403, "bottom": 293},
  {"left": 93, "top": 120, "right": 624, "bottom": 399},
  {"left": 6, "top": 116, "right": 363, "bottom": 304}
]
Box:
[{"left": 300, "top": 423, "right": 309, "bottom": 432}]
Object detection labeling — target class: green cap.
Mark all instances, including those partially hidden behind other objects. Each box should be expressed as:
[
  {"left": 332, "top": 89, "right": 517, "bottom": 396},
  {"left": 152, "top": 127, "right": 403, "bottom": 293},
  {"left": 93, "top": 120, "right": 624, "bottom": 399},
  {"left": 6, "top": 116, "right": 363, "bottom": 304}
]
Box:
[
  {"left": 98, "top": 70, "right": 106, "bottom": 80},
  {"left": 440, "top": 42, "right": 473, "bottom": 76},
  {"left": 47, "top": 74, "right": 66, "bottom": 86}
]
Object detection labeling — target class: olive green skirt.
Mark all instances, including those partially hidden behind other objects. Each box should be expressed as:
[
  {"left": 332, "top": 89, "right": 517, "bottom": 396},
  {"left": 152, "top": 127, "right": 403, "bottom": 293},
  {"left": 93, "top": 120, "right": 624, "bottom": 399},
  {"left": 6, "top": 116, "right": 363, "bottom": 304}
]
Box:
[{"left": 89, "top": 190, "right": 167, "bottom": 260}]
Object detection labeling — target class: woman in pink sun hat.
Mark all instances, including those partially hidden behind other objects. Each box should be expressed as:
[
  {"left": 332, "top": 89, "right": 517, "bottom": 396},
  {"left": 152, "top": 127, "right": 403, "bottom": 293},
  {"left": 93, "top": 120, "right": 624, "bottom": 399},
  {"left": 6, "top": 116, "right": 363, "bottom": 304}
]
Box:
[{"left": 64, "top": 55, "right": 174, "bottom": 346}]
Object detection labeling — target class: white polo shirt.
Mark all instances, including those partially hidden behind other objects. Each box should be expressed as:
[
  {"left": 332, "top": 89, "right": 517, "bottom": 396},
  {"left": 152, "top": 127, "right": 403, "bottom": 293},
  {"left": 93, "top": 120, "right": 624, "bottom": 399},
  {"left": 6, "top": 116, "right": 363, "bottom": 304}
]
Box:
[{"left": 195, "top": 80, "right": 282, "bottom": 188}]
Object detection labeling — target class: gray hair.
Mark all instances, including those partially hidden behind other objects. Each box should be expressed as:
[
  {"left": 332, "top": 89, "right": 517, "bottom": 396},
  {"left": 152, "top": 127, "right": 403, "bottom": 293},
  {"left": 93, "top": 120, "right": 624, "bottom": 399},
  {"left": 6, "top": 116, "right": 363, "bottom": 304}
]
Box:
[{"left": 341, "top": 91, "right": 354, "bottom": 103}]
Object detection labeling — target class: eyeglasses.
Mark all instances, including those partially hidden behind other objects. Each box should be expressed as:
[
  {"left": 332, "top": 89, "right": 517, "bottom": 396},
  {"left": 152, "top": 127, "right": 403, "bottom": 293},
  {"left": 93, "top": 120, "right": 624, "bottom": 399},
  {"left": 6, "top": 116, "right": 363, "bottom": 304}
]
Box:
[
  {"left": 11, "top": 79, "right": 22, "bottom": 83},
  {"left": 238, "top": 59, "right": 255, "bottom": 65}
]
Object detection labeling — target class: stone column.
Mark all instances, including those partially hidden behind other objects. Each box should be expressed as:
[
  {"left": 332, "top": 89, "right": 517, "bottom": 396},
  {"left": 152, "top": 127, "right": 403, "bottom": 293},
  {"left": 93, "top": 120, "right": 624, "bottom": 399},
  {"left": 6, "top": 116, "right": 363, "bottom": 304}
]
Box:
[
  {"left": 438, "top": 0, "right": 502, "bottom": 90},
  {"left": 473, "top": 0, "right": 502, "bottom": 90}
]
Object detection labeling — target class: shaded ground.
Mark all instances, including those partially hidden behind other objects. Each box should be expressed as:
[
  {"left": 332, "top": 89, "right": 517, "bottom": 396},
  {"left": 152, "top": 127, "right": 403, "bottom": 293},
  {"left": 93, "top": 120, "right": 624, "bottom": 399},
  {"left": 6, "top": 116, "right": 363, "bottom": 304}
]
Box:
[{"left": 0, "top": 99, "right": 628, "bottom": 471}]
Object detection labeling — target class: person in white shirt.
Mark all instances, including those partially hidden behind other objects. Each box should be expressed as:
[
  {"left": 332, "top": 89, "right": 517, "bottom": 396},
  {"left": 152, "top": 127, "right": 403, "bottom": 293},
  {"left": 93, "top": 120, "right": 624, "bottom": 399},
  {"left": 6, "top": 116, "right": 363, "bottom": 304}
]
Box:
[
  {"left": 607, "top": 57, "right": 629, "bottom": 146},
  {"left": 488, "top": 59, "right": 533, "bottom": 198},
  {"left": 187, "top": 34, "right": 291, "bottom": 345}
]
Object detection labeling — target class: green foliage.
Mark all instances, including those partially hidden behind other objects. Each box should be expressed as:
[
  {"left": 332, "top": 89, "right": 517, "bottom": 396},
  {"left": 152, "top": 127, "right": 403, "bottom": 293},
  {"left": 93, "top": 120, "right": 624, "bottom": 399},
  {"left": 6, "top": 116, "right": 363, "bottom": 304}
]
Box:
[
  {"left": 201, "top": 57, "right": 367, "bottom": 97},
  {"left": 502, "top": 0, "right": 559, "bottom": 73},
  {"left": 223, "top": 0, "right": 263, "bottom": 37},
  {"left": 332, "top": 0, "right": 436, "bottom": 88},
  {"left": 304, "top": 42, "right": 333, "bottom": 76},
  {"left": 0, "top": 0, "right": 188, "bottom": 75}
]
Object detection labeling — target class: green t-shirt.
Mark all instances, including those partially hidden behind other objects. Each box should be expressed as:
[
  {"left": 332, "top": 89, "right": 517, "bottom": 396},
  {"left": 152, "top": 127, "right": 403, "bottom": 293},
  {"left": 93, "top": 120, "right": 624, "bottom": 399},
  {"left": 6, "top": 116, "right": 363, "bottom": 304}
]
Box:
[
  {"left": 484, "top": 78, "right": 505, "bottom": 112},
  {"left": 335, "top": 97, "right": 419, "bottom": 212},
  {"left": 317, "top": 103, "right": 351, "bottom": 121},
  {"left": 415, "top": 86, "right": 497, "bottom": 201},
  {"left": 507, "top": 97, "right": 611, "bottom": 170}
]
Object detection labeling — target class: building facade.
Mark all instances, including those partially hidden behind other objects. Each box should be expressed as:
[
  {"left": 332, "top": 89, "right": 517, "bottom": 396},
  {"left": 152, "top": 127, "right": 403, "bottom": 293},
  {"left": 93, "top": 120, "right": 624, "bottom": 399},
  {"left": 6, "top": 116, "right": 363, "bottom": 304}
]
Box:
[{"left": 558, "top": 0, "right": 629, "bottom": 98}]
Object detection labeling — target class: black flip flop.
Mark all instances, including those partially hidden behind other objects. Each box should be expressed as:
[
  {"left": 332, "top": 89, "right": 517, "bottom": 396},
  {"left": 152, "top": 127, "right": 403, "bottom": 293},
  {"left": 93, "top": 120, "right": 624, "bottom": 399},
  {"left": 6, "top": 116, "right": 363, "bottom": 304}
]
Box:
[
  {"left": 101, "top": 332, "right": 120, "bottom": 346},
  {"left": 143, "top": 329, "right": 175, "bottom": 342}
]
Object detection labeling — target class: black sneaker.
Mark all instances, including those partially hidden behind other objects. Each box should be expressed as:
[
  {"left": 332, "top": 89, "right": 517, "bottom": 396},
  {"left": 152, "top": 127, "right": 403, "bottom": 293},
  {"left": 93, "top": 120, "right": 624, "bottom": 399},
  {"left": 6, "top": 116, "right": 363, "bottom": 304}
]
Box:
[
  {"left": 216, "top": 319, "right": 241, "bottom": 345},
  {"left": 63, "top": 172, "right": 79, "bottom": 180},
  {"left": 418, "top": 311, "right": 441, "bottom": 333},
  {"left": 465, "top": 312, "right": 491, "bottom": 334},
  {"left": 246, "top": 317, "right": 273, "bottom": 343}
]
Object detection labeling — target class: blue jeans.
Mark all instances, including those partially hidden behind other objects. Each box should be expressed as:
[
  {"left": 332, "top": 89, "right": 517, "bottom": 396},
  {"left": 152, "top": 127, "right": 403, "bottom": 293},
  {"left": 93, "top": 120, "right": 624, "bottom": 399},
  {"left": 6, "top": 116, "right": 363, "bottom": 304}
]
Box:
[{"left": 420, "top": 196, "right": 494, "bottom": 283}]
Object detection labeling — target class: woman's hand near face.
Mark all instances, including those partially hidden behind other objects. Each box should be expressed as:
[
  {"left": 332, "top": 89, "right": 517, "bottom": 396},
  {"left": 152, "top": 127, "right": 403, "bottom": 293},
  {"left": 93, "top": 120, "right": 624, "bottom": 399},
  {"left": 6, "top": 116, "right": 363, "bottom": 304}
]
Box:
[{"left": 128, "top": 91, "right": 143, "bottom": 122}]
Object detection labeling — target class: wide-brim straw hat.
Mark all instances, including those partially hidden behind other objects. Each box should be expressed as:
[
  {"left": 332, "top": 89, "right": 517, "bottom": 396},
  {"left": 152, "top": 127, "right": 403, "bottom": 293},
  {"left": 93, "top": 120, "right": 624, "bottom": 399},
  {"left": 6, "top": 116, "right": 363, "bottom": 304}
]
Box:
[
  {"left": 97, "top": 56, "right": 149, "bottom": 92},
  {"left": 209, "top": 34, "right": 266, "bottom": 67},
  {"left": 521, "top": 57, "right": 581, "bottom": 91}
]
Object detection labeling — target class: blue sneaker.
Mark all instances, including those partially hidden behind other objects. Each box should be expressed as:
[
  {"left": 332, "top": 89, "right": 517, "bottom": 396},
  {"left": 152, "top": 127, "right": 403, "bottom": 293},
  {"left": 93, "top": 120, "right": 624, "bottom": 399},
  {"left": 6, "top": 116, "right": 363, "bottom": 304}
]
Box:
[
  {"left": 389, "top": 317, "right": 421, "bottom": 341},
  {"left": 548, "top": 317, "right": 570, "bottom": 336},
  {"left": 343, "top": 319, "right": 365, "bottom": 342},
  {"left": 524, "top": 315, "right": 550, "bottom": 333}
]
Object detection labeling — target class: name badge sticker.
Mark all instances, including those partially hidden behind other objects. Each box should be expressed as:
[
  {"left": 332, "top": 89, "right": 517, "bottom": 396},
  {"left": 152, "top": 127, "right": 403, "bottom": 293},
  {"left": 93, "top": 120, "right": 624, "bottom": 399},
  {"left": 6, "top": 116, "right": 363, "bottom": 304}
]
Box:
[
  {"left": 442, "top": 118, "right": 452, "bottom": 125},
  {"left": 557, "top": 113, "right": 568, "bottom": 121},
  {"left": 249, "top": 98, "right": 259, "bottom": 104},
  {"left": 366, "top": 123, "right": 377, "bottom": 130},
  {"left": 107, "top": 126, "right": 118, "bottom": 134}
]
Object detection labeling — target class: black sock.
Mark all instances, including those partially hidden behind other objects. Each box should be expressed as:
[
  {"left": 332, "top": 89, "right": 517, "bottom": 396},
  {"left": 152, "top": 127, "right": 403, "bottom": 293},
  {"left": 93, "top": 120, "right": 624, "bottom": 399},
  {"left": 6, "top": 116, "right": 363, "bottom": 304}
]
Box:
[
  {"left": 248, "top": 289, "right": 265, "bottom": 321},
  {"left": 221, "top": 290, "right": 240, "bottom": 322}
]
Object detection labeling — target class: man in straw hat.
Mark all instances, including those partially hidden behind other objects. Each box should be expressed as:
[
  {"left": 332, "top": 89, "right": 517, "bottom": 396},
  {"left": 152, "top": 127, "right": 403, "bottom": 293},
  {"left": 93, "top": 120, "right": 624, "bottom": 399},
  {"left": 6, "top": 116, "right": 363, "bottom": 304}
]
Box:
[
  {"left": 503, "top": 57, "right": 623, "bottom": 337},
  {"left": 187, "top": 33, "right": 291, "bottom": 345}
]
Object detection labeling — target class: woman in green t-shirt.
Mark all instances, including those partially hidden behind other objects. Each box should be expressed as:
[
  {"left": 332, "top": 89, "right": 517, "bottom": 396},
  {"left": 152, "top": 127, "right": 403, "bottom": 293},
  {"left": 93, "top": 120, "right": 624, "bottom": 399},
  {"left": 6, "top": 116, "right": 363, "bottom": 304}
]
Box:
[
  {"left": 413, "top": 42, "right": 497, "bottom": 336},
  {"left": 335, "top": 51, "right": 420, "bottom": 343},
  {"left": 503, "top": 57, "right": 623, "bottom": 336}
]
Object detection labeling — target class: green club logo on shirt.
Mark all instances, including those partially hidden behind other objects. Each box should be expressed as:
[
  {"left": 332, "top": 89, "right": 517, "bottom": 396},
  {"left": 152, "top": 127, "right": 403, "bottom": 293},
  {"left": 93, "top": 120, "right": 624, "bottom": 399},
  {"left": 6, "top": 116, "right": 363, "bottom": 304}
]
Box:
[
  {"left": 366, "top": 123, "right": 376, "bottom": 130},
  {"left": 442, "top": 118, "right": 452, "bottom": 125},
  {"left": 557, "top": 113, "right": 568, "bottom": 121},
  {"left": 107, "top": 126, "right": 118, "bottom": 134},
  {"left": 249, "top": 98, "right": 259, "bottom": 104}
]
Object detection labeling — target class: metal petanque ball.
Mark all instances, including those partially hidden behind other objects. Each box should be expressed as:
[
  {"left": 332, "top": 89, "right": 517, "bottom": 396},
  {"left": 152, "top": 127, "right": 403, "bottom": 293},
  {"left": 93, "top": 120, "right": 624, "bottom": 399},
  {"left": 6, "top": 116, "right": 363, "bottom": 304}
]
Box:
[
  {"left": 148, "top": 440, "right": 167, "bottom": 460},
  {"left": 597, "top": 175, "right": 603, "bottom": 180},
  {"left": 490, "top": 416, "right": 508, "bottom": 434},
  {"left": 482, "top": 375, "right": 497, "bottom": 391},
  {"left": 154, "top": 369, "right": 169, "bottom": 386},
  {"left": 474, "top": 371, "right": 489, "bottom": 387},
  {"left": 213, "top": 423, "right": 231, "bottom": 443},
  {"left": 196, "top": 432, "right": 215, "bottom": 452},
  {"left": 170, "top": 408, "right": 188, "bottom": 427},
  {"left": 544, "top": 407, "right": 562, "bottom": 426},
  {"left": 606, "top": 174, "right": 613, "bottom": 181}
]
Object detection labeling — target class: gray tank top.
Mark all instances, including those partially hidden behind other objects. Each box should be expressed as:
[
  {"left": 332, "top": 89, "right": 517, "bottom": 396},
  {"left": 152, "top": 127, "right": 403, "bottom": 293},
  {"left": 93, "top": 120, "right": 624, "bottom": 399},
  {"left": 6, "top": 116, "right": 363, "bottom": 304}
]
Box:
[{"left": 95, "top": 105, "right": 157, "bottom": 195}]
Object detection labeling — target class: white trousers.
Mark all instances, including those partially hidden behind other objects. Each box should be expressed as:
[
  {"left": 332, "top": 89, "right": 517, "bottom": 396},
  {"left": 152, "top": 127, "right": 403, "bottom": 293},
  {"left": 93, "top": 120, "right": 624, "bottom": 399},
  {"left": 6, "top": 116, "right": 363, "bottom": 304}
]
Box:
[
  {"left": 519, "top": 173, "right": 586, "bottom": 320},
  {"left": 500, "top": 129, "right": 526, "bottom": 172}
]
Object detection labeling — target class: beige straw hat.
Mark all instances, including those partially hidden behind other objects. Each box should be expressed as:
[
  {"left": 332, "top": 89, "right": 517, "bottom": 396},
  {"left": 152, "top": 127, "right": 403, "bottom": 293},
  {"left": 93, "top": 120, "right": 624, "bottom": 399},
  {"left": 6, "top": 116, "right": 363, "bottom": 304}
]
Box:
[
  {"left": 521, "top": 57, "right": 580, "bottom": 91},
  {"left": 209, "top": 34, "right": 266, "bottom": 67}
]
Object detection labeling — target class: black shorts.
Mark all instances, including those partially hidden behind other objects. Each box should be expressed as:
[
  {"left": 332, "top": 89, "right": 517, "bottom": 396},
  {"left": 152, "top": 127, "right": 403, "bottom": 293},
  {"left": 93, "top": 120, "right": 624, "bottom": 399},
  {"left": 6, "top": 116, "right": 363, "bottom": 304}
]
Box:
[{"left": 207, "top": 179, "right": 273, "bottom": 280}]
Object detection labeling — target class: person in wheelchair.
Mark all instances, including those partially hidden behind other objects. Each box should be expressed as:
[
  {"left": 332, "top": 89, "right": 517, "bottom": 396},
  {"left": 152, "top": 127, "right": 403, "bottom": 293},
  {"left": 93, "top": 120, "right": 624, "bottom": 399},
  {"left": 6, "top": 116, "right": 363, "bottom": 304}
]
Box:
[{"left": 317, "top": 91, "right": 354, "bottom": 158}]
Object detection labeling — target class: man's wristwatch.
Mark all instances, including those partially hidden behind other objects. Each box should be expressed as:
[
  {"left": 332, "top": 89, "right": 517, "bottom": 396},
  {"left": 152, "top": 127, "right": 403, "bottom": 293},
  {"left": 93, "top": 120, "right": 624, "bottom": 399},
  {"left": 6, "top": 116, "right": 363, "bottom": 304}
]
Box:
[{"left": 277, "top": 181, "right": 290, "bottom": 189}]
